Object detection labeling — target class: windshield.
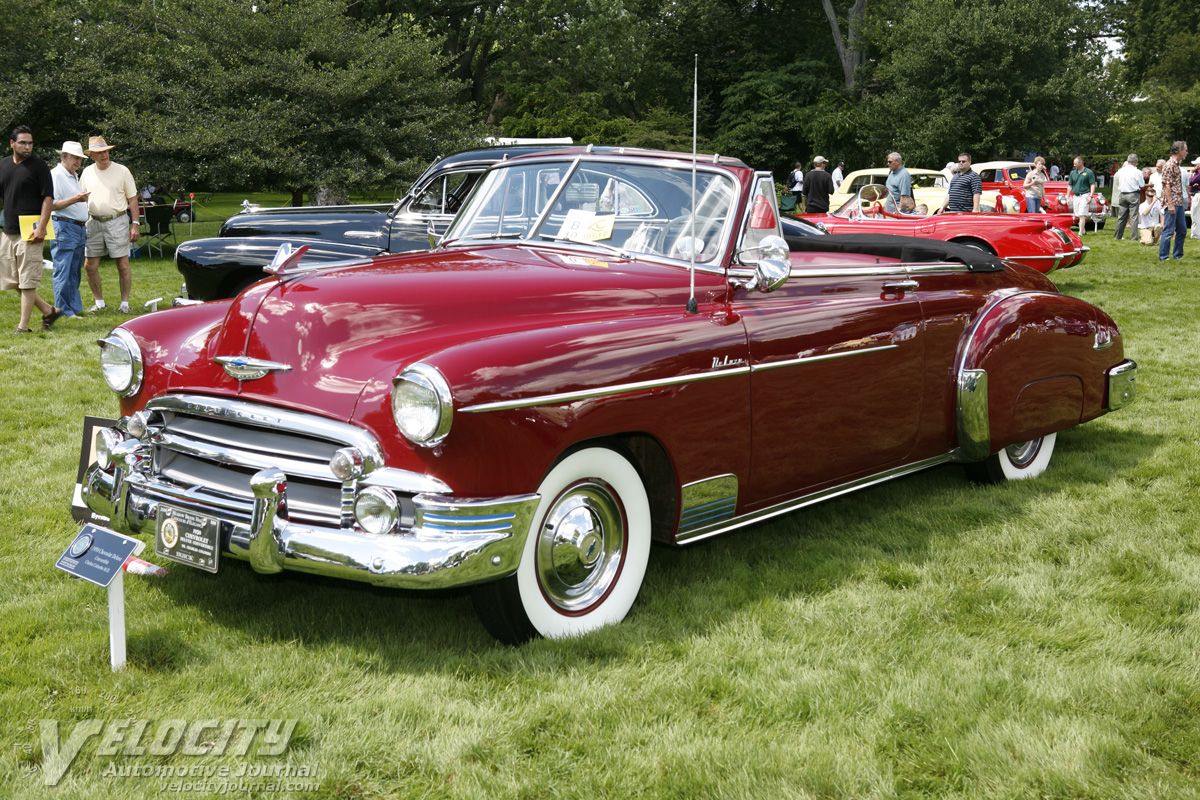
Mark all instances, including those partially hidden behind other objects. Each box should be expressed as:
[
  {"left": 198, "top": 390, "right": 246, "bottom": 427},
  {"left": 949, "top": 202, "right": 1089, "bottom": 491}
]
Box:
[{"left": 443, "top": 158, "right": 738, "bottom": 265}]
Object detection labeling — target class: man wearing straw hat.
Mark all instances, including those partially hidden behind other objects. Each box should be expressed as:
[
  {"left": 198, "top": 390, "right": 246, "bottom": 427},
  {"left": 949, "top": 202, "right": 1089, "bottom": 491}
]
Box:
[
  {"left": 79, "top": 135, "right": 139, "bottom": 314},
  {"left": 49, "top": 141, "right": 91, "bottom": 318}
]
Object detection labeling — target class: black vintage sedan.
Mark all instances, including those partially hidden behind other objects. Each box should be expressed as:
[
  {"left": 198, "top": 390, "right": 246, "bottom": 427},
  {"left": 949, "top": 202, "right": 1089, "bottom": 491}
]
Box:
[{"left": 175, "top": 143, "right": 577, "bottom": 301}]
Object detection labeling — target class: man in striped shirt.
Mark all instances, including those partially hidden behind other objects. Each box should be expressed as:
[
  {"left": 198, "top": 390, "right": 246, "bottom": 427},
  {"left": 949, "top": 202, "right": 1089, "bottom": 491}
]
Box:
[{"left": 941, "top": 153, "right": 981, "bottom": 213}]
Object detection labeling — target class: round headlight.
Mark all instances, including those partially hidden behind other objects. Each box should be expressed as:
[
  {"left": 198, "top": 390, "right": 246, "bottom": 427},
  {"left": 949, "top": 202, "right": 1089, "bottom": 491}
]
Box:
[
  {"left": 354, "top": 487, "right": 399, "bottom": 535},
  {"left": 391, "top": 363, "right": 452, "bottom": 447},
  {"left": 98, "top": 329, "right": 143, "bottom": 397}
]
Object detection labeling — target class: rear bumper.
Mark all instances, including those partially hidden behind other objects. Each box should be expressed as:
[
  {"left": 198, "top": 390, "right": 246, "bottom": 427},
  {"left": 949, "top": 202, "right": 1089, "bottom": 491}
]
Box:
[{"left": 83, "top": 460, "right": 538, "bottom": 590}]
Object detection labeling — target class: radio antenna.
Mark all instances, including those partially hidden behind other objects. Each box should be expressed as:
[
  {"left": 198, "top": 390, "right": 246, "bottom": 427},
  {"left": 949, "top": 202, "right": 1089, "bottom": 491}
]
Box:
[{"left": 686, "top": 54, "right": 699, "bottom": 315}]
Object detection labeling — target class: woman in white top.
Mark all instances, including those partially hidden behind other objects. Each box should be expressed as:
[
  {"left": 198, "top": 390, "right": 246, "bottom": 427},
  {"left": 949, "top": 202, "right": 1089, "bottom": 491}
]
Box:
[{"left": 1138, "top": 188, "right": 1163, "bottom": 245}]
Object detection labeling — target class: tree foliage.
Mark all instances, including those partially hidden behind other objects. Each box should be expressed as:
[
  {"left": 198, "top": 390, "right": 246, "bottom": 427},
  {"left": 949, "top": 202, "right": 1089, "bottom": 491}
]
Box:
[{"left": 2, "top": 0, "right": 1176, "bottom": 197}]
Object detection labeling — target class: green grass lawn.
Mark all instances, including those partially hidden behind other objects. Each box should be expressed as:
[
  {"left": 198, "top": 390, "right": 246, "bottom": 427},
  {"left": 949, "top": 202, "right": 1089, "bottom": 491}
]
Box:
[{"left": 1, "top": 222, "right": 1198, "bottom": 799}]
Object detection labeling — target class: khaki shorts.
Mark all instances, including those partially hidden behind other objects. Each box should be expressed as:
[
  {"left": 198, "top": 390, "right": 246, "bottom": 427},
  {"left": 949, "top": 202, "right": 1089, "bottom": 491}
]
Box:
[
  {"left": 0, "top": 232, "right": 44, "bottom": 291},
  {"left": 86, "top": 216, "right": 132, "bottom": 259},
  {"left": 1140, "top": 225, "right": 1162, "bottom": 245}
]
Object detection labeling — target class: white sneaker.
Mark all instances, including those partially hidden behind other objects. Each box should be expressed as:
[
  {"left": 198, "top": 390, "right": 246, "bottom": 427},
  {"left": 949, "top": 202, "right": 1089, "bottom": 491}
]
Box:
[
  {"left": 118, "top": 302, "right": 130, "bottom": 314},
  {"left": 88, "top": 301, "right": 106, "bottom": 313}
]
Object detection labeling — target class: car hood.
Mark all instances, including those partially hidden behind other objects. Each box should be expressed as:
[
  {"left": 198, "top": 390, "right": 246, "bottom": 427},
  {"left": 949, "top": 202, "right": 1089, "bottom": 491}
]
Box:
[
  {"left": 173, "top": 245, "right": 698, "bottom": 420},
  {"left": 220, "top": 204, "right": 395, "bottom": 239}
]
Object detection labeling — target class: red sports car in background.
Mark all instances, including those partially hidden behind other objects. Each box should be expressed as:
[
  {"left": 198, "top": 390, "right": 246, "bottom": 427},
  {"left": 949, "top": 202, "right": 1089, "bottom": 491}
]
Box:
[
  {"left": 974, "top": 161, "right": 1107, "bottom": 230},
  {"left": 800, "top": 185, "right": 1087, "bottom": 272}
]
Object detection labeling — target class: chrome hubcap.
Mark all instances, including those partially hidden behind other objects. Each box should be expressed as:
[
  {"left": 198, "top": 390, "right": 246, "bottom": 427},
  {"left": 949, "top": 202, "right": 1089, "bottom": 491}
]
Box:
[
  {"left": 537, "top": 480, "right": 625, "bottom": 613},
  {"left": 1005, "top": 439, "right": 1041, "bottom": 468}
]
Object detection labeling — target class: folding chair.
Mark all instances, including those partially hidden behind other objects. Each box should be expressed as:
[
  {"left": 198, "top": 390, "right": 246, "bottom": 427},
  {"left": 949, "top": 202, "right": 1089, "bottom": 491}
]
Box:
[{"left": 141, "top": 204, "right": 177, "bottom": 258}]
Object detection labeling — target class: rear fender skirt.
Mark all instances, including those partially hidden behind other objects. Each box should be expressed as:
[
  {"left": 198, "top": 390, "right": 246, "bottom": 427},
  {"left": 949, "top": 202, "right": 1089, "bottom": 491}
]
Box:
[{"left": 953, "top": 291, "right": 1110, "bottom": 459}]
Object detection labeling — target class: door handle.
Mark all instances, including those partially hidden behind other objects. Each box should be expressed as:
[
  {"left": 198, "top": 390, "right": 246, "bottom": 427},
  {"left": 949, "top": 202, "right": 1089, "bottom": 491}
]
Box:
[{"left": 882, "top": 279, "right": 919, "bottom": 293}]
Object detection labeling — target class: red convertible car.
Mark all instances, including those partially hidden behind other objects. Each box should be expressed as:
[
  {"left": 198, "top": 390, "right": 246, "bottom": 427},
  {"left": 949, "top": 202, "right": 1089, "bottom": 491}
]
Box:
[
  {"left": 974, "top": 161, "right": 1108, "bottom": 230},
  {"left": 84, "top": 148, "right": 1136, "bottom": 643},
  {"left": 801, "top": 185, "right": 1087, "bottom": 273}
]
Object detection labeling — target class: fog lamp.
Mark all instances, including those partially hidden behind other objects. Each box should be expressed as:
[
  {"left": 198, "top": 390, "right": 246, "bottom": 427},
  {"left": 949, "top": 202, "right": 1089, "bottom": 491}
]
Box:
[
  {"left": 354, "top": 487, "right": 399, "bottom": 535},
  {"left": 330, "top": 447, "right": 365, "bottom": 481},
  {"left": 126, "top": 411, "right": 150, "bottom": 439},
  {"left": 95, "top": 428, "right": 124, "bottom": 472}
]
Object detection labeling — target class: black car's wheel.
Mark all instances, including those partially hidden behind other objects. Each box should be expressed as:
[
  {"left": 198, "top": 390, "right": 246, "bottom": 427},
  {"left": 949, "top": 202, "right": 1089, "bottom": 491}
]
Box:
[
  {"left": 965, "top": 433, "right": 1057, "bottom": 484},
  {"left": 176, "top": 209, "right": 192, "bottom": 223},
  {"left": 472, "top": 447, "right": 651, "bottom": 644}
]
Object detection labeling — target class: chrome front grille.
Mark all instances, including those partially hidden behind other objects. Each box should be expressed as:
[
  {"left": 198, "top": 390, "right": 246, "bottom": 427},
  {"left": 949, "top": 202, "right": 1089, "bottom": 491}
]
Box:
[{"left": 144, "top": 395, "right": 386, "bottom": 527}]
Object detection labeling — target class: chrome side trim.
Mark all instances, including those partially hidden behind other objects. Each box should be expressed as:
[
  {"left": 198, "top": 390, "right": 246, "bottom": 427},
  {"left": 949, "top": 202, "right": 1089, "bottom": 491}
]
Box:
[
  {"left": 343, "top": 231, "right": 384, "bottom": 239},
  {"left": 459, "top": 366, "right": 751, "bottom": 413},
  {"left": 675, "top": 454, "right": 953, "bottom": 544},
  {"left": 750, "top": 344, "right": 898, "bottom": 373},
  {"left": 956, "top": 369, "right": 990, "bottom": 461},
  {"left": 783, "top": 264, "right": 910, "bottom": 278},
  {"left": 679, "top": 474, "right": 738, "bottom": 533},
  {"left": 1106, "top": 359, "right": 1137, "bottom": 411}
]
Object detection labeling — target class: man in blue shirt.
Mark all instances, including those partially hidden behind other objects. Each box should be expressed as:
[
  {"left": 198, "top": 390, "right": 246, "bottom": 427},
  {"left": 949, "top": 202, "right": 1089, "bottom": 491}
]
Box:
[
  {"left": 885, "top": 152, "right": 914, "bottom": 213},
  {"left": 941, "top": 153, "right": 981, "bottom": 213}
]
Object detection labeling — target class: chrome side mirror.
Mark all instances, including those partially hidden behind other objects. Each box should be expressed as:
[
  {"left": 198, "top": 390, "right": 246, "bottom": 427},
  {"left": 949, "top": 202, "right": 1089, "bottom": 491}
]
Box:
[
  {"left": 736, "top": 234, "right": 789, "bottom": 265},
  {"left": 733, "top": 257, "right": 790, "bottom": 294}
]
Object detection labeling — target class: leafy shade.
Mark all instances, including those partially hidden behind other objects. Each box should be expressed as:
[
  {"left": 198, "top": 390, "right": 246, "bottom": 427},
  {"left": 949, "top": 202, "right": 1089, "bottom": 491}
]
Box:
[
  {"left": 811, "top": 0, "right": 1112, "bottom": 166},
  {"left": 81, "top": 0, "right": 481, "bottom": 204}
]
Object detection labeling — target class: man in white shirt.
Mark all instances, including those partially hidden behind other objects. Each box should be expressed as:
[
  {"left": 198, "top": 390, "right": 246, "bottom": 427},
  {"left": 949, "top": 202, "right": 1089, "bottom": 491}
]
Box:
[
  {"left": 1138, "top": 188, "right": 1163, "bottom": 245},
  {"left": 49, "top": 142, "right": 91, "bottom": 318},
  {"left": 1112, "top": 153, "right": 1145, "bottom": 241},
  {"left": 79, "top": 136, "right": 139, "bottom": 314},
  {"left": 1149, "top": 160, "right": 1165, "bottom": 196},
  {"left": 831, "top": 161, "right": 845, "bottom": 191}
]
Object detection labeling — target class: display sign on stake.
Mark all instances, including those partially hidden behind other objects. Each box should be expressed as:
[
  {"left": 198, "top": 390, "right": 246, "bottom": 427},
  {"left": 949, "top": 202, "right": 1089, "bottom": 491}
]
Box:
[{"left": 55, "top": 525, "right": 156, "bottom": 671}]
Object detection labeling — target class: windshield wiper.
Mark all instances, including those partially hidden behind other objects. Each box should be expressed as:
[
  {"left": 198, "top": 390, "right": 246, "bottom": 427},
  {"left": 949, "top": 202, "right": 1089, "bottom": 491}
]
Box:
[{"left": 537, "top": 234, "right": 631, "bottom": 260}]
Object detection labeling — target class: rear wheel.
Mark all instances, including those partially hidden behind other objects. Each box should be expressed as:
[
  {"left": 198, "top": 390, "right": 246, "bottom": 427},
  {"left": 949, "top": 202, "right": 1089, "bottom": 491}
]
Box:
[
  {"left": 472, "top": 447, "right": 651, "bottom": 644},
  {"left": 965, "top": 433, "right": 1057, "bottom": 483},
  {"left": 176, "top": 209, "right": 192, "bottom": 223}
]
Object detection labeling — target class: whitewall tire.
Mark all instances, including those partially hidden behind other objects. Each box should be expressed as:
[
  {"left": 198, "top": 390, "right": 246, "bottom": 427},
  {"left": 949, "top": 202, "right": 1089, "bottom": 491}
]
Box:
[
  {"left": 472, "top": 447, "right": 651, "bottom": 643},
  {"left": 966, "top": 433, "right": 1057, "bottom": 484}
]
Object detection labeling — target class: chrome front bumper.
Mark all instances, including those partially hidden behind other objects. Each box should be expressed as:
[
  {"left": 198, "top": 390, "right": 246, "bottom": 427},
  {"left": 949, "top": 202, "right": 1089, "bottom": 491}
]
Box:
[{"left": 83, "top": 461, "right": 538, "bottom": 590}]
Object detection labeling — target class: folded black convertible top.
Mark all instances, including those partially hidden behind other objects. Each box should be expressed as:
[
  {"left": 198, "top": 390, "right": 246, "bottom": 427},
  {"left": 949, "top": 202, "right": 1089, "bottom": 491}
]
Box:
[{"left": 785, "top": 233, "right": 1006, "bottom": 272}]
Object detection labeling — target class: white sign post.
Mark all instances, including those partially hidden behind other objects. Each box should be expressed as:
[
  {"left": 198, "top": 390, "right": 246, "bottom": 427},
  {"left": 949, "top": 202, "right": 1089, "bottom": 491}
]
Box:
[{"left": 56, "top": 526, "right": 165, "bottom": 672}]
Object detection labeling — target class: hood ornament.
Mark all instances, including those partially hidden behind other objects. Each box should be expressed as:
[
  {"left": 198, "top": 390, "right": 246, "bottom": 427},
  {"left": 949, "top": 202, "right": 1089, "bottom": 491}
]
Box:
[
  {"left": 214, "top": 356, "right": 293, "bottom": 381},
  {"left": 263, "top": 242, "right": 311, "bottom": 279}
]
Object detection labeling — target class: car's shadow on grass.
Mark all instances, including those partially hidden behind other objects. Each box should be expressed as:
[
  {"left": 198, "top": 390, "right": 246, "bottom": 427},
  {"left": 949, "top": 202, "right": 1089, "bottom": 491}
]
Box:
[{"left": 128, "top": 423, "right": 1162, "bottom": 673}]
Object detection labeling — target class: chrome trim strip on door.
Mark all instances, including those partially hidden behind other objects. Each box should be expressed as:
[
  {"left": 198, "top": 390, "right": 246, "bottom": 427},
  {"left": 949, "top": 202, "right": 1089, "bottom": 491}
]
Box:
[
  {"left": 675, "top": 453, "right": 953, "bottom": 544},
  {"left": 459, "top": 365, "right": 752, "bottom": 413},
  {"left": 749, "top": 344, "right": 898, "bottom": 372}
]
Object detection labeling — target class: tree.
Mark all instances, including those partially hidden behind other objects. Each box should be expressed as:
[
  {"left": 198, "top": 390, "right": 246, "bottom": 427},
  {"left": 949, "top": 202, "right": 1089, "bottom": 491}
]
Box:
[
  {"left": 822, "top": 0, "right": 867, "bottom": 90},
  {"left": 63, "top": 0, "right": 481, "bottom": 204},
  {"left": 811, "top": 0, "right": 1114, "bottom": 166}
]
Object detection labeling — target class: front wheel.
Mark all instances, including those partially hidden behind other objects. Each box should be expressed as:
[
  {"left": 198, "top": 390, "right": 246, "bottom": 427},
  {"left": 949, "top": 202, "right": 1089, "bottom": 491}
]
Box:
[
  {"left": 965, "top": 433, "right": 1057, "bottom": 484},
  {"left": 176, "top": 209, "right": 192, "bottom": 223},
  {"left": 472, "top": 447, "right": 651, "bottom": 644}
]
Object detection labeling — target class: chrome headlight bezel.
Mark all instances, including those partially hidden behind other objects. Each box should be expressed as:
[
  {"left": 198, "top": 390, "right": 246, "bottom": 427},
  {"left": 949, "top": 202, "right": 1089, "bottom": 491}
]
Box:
[
  {"left": 391, "top": 363, "right": 453, "bottom": 447},
  {"left": 98, "top": 328, "right": 144, "bottom": 398}
]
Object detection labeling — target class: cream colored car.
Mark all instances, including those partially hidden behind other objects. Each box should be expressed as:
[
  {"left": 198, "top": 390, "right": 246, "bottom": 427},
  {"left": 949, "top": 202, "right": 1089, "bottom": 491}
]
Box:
[{"left": 829, "top": 168, "right": 950, "bottom": 213}]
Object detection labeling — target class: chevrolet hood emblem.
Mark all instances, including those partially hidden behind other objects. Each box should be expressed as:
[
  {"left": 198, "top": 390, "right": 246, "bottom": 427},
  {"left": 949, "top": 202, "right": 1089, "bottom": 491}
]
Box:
[{"left": 214, "top": 356, "right": 293, "bottom": 381}]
